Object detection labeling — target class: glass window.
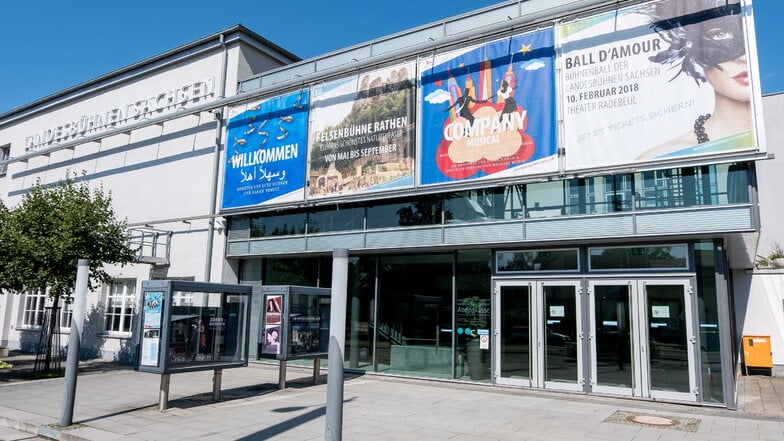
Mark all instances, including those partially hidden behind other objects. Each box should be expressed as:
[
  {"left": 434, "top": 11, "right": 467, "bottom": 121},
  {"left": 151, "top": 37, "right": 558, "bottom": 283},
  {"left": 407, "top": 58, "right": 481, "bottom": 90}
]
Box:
[
  {"left": 720, "top": 162, "right": 750, "bottom": 204},
  {"left": 250, "top": 212, "right": 306, "bottom": 237},
  {"left": 167, "top": 291, "right": 249, "bottom": 367},
  {"left": 0, "top": 145, "right": 9, "bottom": 176},
  {"left": 60, "top": 296, "right": 73, "bottom": 329},
  {"left": 444, "top": 188, "right": 512, "bottom": 224},
  {"left": 695, "top": 239, "right": 724, "bottom": 403},
  {"left": 589, "top": 245, "right": 688, "bottom": 270},
  {"left": 288, "top": 293, "right": 329, "bottom": 356},
  {"left": 496, "top": 249, "right": 579, "bottom": 272},
  {"left": 263, "top": 257, "right": 321, "bottom": 286},
  {"left": 566, "top": 176, "right": 633, "bottom": 215},
  {"left": 308, "top": 205, "right": 364, "bottom": 233},
  {"left": 22, "top": 290, "right": 46, "bottom": 327},
  {"left": 345, "top": 256, "right": 377, "bottom": 371},
  {"left": 376, "top": 253, "right": 452, "bottom": 378},
  {"left": 366, "top": 196, "right": 441, "bottom": 229},
  {"left": 525, "top": 181, "right": 565, "bottom": 218},
  {"left": 634, "top": 163, "right": 749, "bottom": 209},
  {"left": 105, "top": 280, "right": 136, "bottom": 334}
]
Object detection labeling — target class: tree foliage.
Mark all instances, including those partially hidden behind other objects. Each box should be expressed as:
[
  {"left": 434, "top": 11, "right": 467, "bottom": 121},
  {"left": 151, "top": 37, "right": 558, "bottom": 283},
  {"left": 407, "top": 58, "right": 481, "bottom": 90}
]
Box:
[{"left": 0, "top": 175, "right": 136, "bottom": 302}]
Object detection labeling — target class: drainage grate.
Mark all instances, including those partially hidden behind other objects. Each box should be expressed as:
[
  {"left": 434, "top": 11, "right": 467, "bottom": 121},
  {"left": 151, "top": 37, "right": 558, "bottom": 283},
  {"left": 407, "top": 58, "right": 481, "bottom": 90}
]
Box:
[{"left": 604, "top": 410, "right": 701, "bottom": 432}]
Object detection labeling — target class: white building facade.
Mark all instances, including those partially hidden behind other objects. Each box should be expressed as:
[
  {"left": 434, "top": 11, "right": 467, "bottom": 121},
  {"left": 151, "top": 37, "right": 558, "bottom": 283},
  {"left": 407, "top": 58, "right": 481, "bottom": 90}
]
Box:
[
  {"left": 0, "top": 25, "right": 299, "bottom": 361},
  {"left": 1, "top": 0, "right": 781, "bottom": 410}
]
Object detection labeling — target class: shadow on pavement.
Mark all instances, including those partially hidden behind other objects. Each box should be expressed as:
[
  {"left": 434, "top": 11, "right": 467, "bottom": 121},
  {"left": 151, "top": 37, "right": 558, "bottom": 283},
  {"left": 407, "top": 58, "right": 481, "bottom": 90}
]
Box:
[{"left": 0, "top": 350, "right": 129, "bottom": 383}]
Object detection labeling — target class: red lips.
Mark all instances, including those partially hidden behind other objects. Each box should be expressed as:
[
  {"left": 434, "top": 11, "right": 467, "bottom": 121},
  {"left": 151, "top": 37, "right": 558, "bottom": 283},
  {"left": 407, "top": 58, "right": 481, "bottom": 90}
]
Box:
[{"left": 733, "top": 71, "right": 749, "bottom": 86}]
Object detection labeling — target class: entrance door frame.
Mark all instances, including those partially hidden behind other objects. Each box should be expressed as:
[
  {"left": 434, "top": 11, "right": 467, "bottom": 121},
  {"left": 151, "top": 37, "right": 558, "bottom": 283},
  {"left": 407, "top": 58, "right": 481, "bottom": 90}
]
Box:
[
  {"left": 493, "top": 278, "right": 584, "bottom": 392},
  {"left": 493, "top": 275, "right": 700, "bottom": 402},
  {"left": 587, "top": 277, "right": 698, "bottom": 402}
]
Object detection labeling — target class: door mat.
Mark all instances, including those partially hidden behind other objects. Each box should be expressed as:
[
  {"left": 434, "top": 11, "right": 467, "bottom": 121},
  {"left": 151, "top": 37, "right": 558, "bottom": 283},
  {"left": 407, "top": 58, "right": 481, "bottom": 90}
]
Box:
[{"left": 604, "top": 410, "right": 700, "bottom": 432}]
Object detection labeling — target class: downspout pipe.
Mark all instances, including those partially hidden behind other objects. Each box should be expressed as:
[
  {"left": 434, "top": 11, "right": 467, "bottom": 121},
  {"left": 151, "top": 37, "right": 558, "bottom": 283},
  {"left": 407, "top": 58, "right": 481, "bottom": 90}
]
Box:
[{"left": 204, "top": 33, "right": 228, "bottom": 282}]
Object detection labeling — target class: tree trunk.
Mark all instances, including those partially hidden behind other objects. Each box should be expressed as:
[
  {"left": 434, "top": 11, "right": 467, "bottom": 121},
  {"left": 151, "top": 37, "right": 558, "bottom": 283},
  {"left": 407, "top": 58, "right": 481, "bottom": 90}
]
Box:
[{"left": 44, "top": 294, "right": 60, "bottom": 372}]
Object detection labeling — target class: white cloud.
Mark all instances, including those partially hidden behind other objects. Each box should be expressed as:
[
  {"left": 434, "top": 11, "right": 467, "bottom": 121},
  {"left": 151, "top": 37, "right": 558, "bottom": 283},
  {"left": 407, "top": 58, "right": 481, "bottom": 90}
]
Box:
[
  {"left": 425, "top": 89, "right": 452, "bottom": 104},
  {"left": 522, "top": 59, "right": 546, "bottom": 71}
]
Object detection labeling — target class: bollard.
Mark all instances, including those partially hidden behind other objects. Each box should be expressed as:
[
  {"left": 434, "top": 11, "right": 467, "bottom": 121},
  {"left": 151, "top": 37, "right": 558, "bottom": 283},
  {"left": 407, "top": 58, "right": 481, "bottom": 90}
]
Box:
[
  {"left": 213, "top": 369, "right": 223, "bottom": 401},
  {"left": 159, "top": 374, "right": 170, "bottom": 411}
]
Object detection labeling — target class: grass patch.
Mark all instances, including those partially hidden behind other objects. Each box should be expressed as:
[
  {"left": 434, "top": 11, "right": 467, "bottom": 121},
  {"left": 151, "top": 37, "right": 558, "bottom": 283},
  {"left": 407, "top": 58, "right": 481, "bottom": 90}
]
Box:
[
  {"left": 31, "top": 371, "right": 62, "bottom": 379},
  {"left": 0, "top": 361, "right": 13, "bottom": 369}
]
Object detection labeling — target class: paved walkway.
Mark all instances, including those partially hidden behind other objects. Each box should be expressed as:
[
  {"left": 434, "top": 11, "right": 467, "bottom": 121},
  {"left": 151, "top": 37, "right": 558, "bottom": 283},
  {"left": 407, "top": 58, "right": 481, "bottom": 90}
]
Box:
[{"left": 1, "top": 352, "right": 783, "bottom": 440}]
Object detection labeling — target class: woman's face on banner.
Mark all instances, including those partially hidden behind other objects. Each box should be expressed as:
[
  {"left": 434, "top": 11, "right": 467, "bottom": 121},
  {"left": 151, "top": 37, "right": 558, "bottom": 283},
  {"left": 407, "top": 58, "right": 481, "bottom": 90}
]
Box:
[
  {"left": 704, "top": 55, "right": 749, "bottom": 103},
  {"left": 696, "top": 12, "right": 750, "bottom": 102}
]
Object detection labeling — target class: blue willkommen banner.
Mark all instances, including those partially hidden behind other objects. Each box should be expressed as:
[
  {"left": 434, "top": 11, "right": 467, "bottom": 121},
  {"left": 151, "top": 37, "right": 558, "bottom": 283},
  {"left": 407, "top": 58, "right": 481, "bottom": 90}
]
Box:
[{"left": 221, "top": 89, "right": 309, "bottom": 210}]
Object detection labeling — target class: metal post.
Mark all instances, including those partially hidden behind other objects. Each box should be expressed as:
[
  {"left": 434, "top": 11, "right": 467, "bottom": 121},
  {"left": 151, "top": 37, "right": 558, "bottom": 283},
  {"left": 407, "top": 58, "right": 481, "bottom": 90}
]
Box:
[
  {"left": 313, "top": 357, "right": 321, "bottom": 384},
  {"left": 325, "top": 248, "right": 348, "bottom": 441},
  {"left": 60, "top": 259, "right": 89, "bottom": 427},
  {"left": 349, "top": 295, "right": 359, "bottom": 368},
  {"left": 278, "top": 360, "right": 287, "bottom": 389},
  {"left": 159, "top": 374, "right": 171, "bottom": 411},
  {"left": 213, "top": 369, "right": 223, "bottom": 401}
]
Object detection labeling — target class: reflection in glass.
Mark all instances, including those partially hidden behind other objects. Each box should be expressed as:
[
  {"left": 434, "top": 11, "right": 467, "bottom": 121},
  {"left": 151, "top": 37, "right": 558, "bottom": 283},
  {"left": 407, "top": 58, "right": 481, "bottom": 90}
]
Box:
[
  {"left": 261, "top": 256, "right": 331, "bottom": 288},
  {"left": 646, "top": 284, "right": 690, "bottom": 393},
  {"left": 250, "top": 212, "right": 306, "bottom": 237},
  {"left": 366, "top": 197, "right": 441, "bottom": 229},
  {"left": 345, "top": 256, "right": 377, "bottom": 371},
  {"left": 455, "top": 250, "right": 492, "bottom": 381},
  {"left": 634, "top": 162, "right": 749, "bottom": 209},
  {"left": 376, "top": 254, "right": 452, "bottom": 378},
  {"left": 544, "top": 285, "right": 578, "bottom": 383},
  {"left": 308, "top": 206, "right": 365, "bottom": 233},
  {"left": 500, "top": 285, "right": 530, "bottom": 380},
  {"left": 593, "top": 285, "right": 633, "bottom": 389},
  {"left": 696, "top": 240, "right": 724, "bottom": 403},
  {"left": 497, "top": 249, "right": 579, "bottom": 272},
  {"left": 168, "top": 292, "right": 248, "bottom": 367},
  {"left": 288, "top": 293, "right": 329, "bottom": 356},
  {"left": 589, "top": 245, "right": 688, "bottom": 270}
]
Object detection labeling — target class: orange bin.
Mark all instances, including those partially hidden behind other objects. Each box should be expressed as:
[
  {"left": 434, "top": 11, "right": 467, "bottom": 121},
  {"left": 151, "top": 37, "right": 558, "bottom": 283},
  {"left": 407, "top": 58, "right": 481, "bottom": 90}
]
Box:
[{"left": 742, "top": 335, "right": 773, "bottom": 372}]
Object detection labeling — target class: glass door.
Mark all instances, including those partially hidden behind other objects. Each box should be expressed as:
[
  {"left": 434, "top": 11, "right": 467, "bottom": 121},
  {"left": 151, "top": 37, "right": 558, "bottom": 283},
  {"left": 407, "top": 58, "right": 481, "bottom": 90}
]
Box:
[
  {"left": 642, "top": 279, "right": 697, "bottom": 401},
  {"left": 494, "top": 280, "right": 583, "bottom": 391},
  {"left": 496, "top": 282, "right": 535, "bottom": 387},
  {"left": 588, "top": 279, "right": 697, "bottom": 401},
  {"left": 542, "top": 282, "right": 583, "bottom": 391},
  {"left": 588, "top": 280, "right": 635, "bottom": 396}
]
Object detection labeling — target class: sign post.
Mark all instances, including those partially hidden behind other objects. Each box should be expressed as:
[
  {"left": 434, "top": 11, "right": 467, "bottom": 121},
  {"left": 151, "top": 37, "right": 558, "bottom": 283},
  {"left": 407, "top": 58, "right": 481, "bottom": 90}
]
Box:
[
  {"left": 325, "top": 248, "right": 348, "bottom": 441},
  {"left": 60, "top": 259, "right": 89, "bottom": 427}
]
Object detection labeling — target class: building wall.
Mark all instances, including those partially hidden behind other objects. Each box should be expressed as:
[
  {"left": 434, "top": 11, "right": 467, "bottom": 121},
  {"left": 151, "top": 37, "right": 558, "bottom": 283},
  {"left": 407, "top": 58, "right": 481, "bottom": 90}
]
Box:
[
  {"left": 756, "top": 92, "right": 784, "bottom": 253},
  {"left": 732, "top": 92, "right": 784, "bottom": 371},
  {"left": 0, "top": 30, "right": 295, "bottom": 360}
]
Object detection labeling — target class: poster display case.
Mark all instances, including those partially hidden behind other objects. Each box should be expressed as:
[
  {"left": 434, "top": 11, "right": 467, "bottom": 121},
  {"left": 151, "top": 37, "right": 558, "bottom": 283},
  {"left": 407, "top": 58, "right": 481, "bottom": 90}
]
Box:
[
  {"left": 135, "top": 280, "right": 252, "bottom": 374},
  {"left": 258, "top": 285, "right": 331, "bottom": 361}
]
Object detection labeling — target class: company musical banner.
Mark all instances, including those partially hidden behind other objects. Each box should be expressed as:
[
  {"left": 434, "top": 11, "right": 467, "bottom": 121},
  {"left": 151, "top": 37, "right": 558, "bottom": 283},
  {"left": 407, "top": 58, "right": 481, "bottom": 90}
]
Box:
[
  {"left": 221, "top": 89, "right": 309, "bottom": 210},
  {"left": 307, "top": 62, "right": 416, "bottom": 198},
  {"left": 561, "top": 0, "right": 759, "bottom": 170},
  {"left": 419, "top": 28, "right": 557, "bottom": 186}
]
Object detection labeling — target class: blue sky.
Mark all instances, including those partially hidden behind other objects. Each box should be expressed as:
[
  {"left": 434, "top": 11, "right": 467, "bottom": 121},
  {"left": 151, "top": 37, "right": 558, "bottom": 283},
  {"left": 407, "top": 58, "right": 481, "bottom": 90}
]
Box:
[{"left": 1, "top": 0, "right": 782, "bottom": 115}]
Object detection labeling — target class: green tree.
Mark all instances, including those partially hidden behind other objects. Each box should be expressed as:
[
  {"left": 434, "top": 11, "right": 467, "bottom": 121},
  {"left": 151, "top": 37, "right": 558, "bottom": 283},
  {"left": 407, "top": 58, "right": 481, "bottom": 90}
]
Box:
[
  {"left": 1, "top": 174, "right": 136, "bottom": 370},
  {"left": 0, "top": 199, "right": 16, "bottom": 293}
]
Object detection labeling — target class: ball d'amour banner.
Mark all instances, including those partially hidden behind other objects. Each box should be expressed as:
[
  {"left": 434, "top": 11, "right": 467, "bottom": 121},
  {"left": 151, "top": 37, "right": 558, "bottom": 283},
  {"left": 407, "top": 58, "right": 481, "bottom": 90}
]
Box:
[{"left": 560, "top": 0, "right": 758, "bottom": 170}]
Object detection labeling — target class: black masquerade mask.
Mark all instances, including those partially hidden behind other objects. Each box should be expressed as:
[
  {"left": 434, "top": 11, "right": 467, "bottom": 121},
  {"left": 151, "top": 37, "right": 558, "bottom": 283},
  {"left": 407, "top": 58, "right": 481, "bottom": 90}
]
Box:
[{"left": 645, "top": 1, "right": 745, "bottom": 84}]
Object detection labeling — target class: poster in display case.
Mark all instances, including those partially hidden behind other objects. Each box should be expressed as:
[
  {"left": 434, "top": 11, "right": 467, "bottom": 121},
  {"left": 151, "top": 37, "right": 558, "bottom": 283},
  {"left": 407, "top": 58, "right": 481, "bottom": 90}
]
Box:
[
  {"left": 258, "top": 285, "right": 331, "bottom": 360},
  {"left": 134, "top": 281, "right": 252, "bottom": 374}
]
